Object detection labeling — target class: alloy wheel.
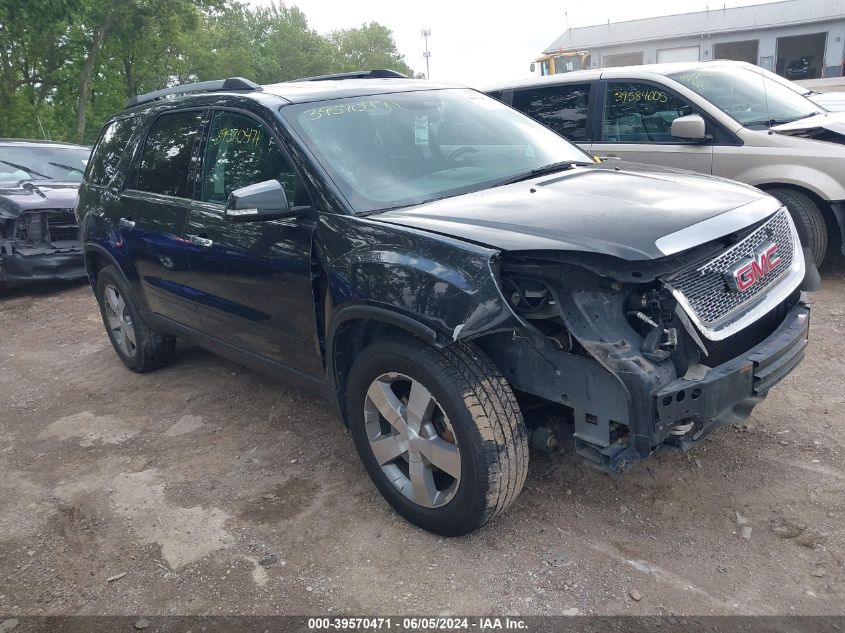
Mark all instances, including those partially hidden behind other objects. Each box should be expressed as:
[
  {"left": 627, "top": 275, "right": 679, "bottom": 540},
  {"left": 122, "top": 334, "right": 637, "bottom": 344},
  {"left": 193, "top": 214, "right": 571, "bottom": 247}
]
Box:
[
  {"left": 363, "top": 372, "right": 461, "bottom": 508},
  {"left": 103, "top": 284, "right": 137, "bottom": 358}
]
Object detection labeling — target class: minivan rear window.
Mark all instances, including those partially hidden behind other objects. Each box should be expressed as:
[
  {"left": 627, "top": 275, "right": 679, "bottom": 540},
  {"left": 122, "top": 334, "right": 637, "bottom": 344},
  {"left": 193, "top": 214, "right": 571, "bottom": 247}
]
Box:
[
  {"left": 512, "top": 83, "right": 592, "bottom": 142},
  {"left": 136, "top": 110, "right": 204, "bottom": 198}
]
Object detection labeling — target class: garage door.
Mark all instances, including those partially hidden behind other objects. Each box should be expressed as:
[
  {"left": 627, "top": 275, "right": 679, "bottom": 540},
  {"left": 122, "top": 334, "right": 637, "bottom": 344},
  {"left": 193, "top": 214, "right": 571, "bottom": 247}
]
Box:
[{"left": 657, "top": 46, "right": 700, "bottom": 63}]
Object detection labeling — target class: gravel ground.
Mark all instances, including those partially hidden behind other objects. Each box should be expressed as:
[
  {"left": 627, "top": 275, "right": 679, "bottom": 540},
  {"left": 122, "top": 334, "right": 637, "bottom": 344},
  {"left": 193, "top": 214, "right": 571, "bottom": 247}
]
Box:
[{"left": 0, "top": 258, "right": 843, "bottom": 617}]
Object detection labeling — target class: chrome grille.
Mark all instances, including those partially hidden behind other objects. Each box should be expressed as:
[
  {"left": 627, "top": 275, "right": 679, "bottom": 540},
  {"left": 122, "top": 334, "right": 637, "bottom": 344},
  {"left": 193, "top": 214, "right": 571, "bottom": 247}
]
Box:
[{"left": 666, "top": 208, "right": 795, "bottom": 328}]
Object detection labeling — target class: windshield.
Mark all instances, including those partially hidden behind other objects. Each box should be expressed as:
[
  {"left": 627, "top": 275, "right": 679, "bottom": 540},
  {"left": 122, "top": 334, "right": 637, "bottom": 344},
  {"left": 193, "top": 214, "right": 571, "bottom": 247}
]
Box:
[
  {"left": 284, "top": 88, "right": 592, "bottom": 213},
  {"left": 0, "top": 145, "right": 90, "bottom": 185},
  {"left": 668, "top": 66, "right": 821, "bottom": 129}
]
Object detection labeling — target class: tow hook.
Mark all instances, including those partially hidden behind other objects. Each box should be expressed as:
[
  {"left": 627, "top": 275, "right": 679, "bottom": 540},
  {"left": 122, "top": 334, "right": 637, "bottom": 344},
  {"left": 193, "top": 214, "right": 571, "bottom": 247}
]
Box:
[{"left": 631, "top": 309, "right": 677, "bottom": 362}]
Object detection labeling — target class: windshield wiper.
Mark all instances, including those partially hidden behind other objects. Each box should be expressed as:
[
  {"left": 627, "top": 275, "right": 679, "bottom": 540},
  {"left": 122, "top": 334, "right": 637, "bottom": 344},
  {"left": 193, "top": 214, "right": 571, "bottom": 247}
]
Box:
[
  {"left": 48, "top": 161, "right": 84, "bottom": 174},
  {"left": 0, "top": 159, "right": 52, "bottom": 180},
  {"left": 747, "top": 111, "right": 821, "bottom": 127},
  {"left": 491, "top": 160, "right": 589, "bottom": 188}
]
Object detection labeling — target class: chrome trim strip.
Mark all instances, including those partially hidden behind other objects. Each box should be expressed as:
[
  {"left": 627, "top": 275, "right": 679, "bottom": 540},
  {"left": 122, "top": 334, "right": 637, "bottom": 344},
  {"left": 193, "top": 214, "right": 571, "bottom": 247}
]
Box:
[
  {"left": 655, "top": 197, "right": 783, "bottom": 256},
  {"left": 665, "top": 211, "right": 805, "bottom": 341}
]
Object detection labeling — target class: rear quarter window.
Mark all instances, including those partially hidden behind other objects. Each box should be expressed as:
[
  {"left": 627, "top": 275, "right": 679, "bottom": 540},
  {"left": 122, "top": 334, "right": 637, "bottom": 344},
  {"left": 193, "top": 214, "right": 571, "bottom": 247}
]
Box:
[{"left": 87, "top": 116, "right": 138, "bottom": 187}]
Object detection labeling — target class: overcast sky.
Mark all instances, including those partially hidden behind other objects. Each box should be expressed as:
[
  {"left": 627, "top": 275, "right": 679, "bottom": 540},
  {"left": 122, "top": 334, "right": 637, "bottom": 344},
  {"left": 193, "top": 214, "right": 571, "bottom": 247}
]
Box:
[{"left": 248, "top": 0, "right": 776, "bottom": 87}]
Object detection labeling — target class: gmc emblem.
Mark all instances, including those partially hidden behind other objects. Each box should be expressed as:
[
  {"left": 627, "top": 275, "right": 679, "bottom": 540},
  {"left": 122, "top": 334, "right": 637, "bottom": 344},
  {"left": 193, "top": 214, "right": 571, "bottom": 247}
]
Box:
[{"left": 725, "top": 242, "right": 782, "bottom": 292}]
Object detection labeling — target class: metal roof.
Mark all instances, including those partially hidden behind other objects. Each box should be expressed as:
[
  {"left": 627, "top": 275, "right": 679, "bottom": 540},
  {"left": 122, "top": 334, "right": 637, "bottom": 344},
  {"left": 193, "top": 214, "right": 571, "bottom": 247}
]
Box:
[{"left": 544, "top": 0, "right": 845, "bottom": 53}]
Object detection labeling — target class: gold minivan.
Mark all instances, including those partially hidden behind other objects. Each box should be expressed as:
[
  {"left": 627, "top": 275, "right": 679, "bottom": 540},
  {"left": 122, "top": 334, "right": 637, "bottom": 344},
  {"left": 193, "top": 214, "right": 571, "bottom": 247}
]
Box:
[{"left": 487, "top": 60, "right": 845, "bottom": 266}]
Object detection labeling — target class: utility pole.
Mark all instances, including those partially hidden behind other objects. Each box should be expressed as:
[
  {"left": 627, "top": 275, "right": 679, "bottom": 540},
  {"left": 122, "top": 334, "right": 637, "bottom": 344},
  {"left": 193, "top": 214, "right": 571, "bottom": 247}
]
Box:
[{"left": 421, "top": 28, "right": 431, "bottom": 79}]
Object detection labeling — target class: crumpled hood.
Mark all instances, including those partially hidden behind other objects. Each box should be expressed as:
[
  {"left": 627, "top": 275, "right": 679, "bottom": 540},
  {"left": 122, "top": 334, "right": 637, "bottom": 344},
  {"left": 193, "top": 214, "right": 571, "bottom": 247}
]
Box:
[
  {"left": 771, "top": 111, "right": 845, "bottom": 138},
  {"left": 0, "top": 181, "right": 79, "bottom": 218},
  {"left": 371, "top": 162, "right": 778, "bottom": 260}
]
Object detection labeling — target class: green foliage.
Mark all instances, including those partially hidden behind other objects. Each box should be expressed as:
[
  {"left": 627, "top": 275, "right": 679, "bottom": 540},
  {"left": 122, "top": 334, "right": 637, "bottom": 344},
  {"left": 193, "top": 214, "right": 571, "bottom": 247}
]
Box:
[
  {"left": 0, "top": 0, "right": 414, "bottom": 143},
  {"left": 330, "top": 22, "right": 413, "bottom": 77}
]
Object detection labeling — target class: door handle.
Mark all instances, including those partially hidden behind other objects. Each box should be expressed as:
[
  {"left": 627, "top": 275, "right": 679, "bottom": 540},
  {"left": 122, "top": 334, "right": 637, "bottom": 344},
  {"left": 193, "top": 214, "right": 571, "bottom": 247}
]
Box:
[
  {"left": 119, "top": 217, "right": 135, "bottom": 229},
  {"left": 187, "top": 234, "right": 213, "bottom": 248}
]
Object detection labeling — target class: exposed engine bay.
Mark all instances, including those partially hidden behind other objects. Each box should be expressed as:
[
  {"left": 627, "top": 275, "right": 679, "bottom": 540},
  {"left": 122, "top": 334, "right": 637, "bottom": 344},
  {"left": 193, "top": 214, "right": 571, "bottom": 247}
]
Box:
[
  {"left": 476, "top": 208, "right": 813, "bottom": 473},
  {"left": 6, "top": 208, "right": 80, "bottom": 255}
]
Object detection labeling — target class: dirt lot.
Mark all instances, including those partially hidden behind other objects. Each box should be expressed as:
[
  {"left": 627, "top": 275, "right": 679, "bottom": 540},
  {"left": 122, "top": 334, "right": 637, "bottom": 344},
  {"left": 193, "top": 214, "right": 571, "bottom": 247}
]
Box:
[{"left": 1, "top": 259, "right": 843, "bottom": 617}]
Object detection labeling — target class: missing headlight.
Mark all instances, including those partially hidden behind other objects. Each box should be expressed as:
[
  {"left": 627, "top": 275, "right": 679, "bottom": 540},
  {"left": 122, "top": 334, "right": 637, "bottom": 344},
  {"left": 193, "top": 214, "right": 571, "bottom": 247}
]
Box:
[{"left": 501, "top": 276, "right": 557, "bottom": 318}]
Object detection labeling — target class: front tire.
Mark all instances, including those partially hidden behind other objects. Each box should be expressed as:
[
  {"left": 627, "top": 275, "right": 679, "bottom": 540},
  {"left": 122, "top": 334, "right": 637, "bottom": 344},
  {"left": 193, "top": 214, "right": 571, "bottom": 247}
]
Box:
[
  {"left": 95, "top": 266, "right": 175, "bottom": 372},
  {"left": 768, "top": 188, "right": 828, "bottom": 267},
  {"left": 346, "top": 334, "right": 528, "bottom": 536}
]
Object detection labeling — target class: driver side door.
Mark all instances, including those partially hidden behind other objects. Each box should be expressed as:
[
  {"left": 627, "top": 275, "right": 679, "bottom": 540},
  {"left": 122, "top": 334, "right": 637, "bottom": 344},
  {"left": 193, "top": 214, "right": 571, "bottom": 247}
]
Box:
[
  {"left": 593, "top": 80, "right": 713, "bottom": 174},
  {"left": 182, "top": 108, "right": 322, "bottom": 377}
]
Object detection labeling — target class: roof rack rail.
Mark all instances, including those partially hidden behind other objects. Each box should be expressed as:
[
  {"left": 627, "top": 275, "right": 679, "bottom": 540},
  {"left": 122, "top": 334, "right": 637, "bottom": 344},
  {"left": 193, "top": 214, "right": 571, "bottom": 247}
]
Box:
[
  {"left": 293, "top": 69, "right": 408, "bottom": 82},
  {"left": 126, "top": 77, "right": 261, "bottom": 108}
]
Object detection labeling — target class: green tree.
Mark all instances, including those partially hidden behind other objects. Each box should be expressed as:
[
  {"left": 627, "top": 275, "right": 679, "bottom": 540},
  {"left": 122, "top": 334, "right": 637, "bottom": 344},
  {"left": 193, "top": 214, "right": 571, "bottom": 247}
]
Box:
[
  {"left": 71, "top": 0, "right": 215, "bottom": 141},
  {"left": 0, "top": 0, "right": 415, "bottom": 142},
  {"left": 0, "top": 0, "right": 78, "bottom": 138},
  {"left": 182, "top": 2, "right": 335, "bottom": 84},
  {"left": 330, "top": 22, "right": 413, "bottom": 76}
]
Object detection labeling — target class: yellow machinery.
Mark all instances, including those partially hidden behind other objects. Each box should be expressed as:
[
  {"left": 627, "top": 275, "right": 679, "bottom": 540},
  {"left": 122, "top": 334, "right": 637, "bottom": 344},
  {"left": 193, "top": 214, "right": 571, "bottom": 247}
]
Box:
[{"left": 530, "top": 51, "right": 591, "bottom": 76}]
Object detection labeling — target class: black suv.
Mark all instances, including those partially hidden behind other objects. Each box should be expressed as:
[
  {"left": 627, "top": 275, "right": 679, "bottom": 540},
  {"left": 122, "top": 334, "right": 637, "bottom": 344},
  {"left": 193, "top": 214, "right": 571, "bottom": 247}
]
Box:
[{"left": 77, "top": 72, "right": 814, "bottom": 535}]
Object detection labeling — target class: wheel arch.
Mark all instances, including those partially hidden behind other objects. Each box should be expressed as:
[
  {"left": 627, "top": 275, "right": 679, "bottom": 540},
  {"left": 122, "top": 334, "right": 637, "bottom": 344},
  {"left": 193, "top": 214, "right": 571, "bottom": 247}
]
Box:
[
  {"left": 83, "top": 243, "right": 150, "bottom": 308},
  {"left": 326, "top": 306, "right": 439, "bottom": 427},
  {"left": 84, "top": 243, "right": 120, "bottom": 289}
]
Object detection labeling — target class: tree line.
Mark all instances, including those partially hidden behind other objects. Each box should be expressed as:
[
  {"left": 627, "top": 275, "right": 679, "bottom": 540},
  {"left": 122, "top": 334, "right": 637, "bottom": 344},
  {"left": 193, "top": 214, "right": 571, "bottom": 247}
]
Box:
[{"left": 0, "top": 0, "right": 414, "bottom": 143}]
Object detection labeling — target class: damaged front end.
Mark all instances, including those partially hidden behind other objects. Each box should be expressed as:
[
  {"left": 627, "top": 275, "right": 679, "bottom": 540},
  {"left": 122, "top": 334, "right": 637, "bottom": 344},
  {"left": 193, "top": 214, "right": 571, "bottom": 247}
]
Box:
[
  {"left": 1, "top": 207, "right": 85, "bottom": 287},
  {"left": 478, "top": 207, "right": 812, "bottom": 473}
]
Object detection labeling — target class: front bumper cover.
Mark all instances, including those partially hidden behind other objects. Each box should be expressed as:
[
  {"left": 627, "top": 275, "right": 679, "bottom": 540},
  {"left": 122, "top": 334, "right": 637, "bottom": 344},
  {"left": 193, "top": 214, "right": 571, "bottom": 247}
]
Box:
[
  {"left": 485, "top": 292, "right": 810, "bottom": 474},
  {"left": 653, "top": 300, "right": 809, "bottom": 451},
  {"left": 1, "top": 248, "right": 86, "bottom": 287}
]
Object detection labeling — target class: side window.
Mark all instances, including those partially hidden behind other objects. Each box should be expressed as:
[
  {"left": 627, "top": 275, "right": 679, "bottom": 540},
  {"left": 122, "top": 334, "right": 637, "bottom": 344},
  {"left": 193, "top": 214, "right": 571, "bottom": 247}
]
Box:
[
  {"left": 512, "top": 83, "right": 591, "bottom": 142},
  {"left": 136, "top": 110, "right": 203, "bottom": 198},
  {"left": 202, "top": 111, "right": 301, "bottom": 205},
  {"left": 87, "top": 116, "right": 137, "bottom": 186},
  {"left": 602, "top": 82, "right": 695, "bottom": 143}
]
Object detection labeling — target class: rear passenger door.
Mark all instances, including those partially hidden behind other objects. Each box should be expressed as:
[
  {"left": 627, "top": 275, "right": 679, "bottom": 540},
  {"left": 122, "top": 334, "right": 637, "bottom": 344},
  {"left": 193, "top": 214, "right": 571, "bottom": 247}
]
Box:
[
  {"left": 120, "top": 109, "right": 205, "bottom": 327},
  {"left": 510, "top": 82, "right": 593, "bottom": 152},
  {"left": 593, "top": 80, "right": 713, "bottom": 173},
  {"left": 182, "top": 109, "right": 322, "bottom": 376}
]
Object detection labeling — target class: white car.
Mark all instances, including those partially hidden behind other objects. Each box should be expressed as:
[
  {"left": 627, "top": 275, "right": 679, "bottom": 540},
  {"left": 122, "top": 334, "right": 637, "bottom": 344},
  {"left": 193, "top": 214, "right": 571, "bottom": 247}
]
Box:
[{"left": 487, "top": 60, "right": 845, "bottom": 266}]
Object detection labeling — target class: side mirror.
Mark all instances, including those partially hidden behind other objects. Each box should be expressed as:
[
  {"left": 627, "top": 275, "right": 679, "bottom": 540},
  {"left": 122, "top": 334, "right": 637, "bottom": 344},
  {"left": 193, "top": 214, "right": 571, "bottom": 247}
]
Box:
[
  {"left": 671, "top": 114, "right": 707, "bottom": 140},
  {"left": 224, "top": 179, "right": 296, "bottom": 222}
]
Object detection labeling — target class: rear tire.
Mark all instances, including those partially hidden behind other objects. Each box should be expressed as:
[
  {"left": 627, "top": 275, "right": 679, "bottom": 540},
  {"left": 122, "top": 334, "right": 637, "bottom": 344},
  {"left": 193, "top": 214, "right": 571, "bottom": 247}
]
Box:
[
  {"left": 345, "top": 333, "right": 528, "bottom": 536},
  {"left": 768, "top": 188, "right": 828, "bottom": 267},
  {"left": 95, "top": 265, "right": 175, "bottom": 372}
]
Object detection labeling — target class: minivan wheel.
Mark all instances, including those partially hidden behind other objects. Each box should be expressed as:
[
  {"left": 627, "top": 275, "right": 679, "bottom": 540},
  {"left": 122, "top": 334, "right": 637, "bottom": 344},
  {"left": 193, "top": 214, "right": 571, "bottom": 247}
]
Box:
[
  {"left": 768, "top": 188, "right": 828, "bottom": 267},
  {"left": 95, "top": 265, "right": 175, "bottom": 372},
  {"left": 345, "top": 334, "right": 528, "bottom": 536}
]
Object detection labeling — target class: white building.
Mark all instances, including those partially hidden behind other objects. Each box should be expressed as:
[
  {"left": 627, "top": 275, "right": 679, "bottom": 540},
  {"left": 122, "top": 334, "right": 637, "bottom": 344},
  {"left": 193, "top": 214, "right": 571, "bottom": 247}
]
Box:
[{"left": 542, "top": 0, "right": 845, "bottom": 78}]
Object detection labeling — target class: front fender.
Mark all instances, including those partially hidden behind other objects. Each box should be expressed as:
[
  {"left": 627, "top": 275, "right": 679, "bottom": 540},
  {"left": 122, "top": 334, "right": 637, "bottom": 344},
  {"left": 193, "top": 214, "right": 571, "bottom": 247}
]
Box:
[
  {"left": 732, "top": 164, "right": 845, "bottom": 202},
  {"left": 320, "top": 214, "right": 523, "bottom": 344}
]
